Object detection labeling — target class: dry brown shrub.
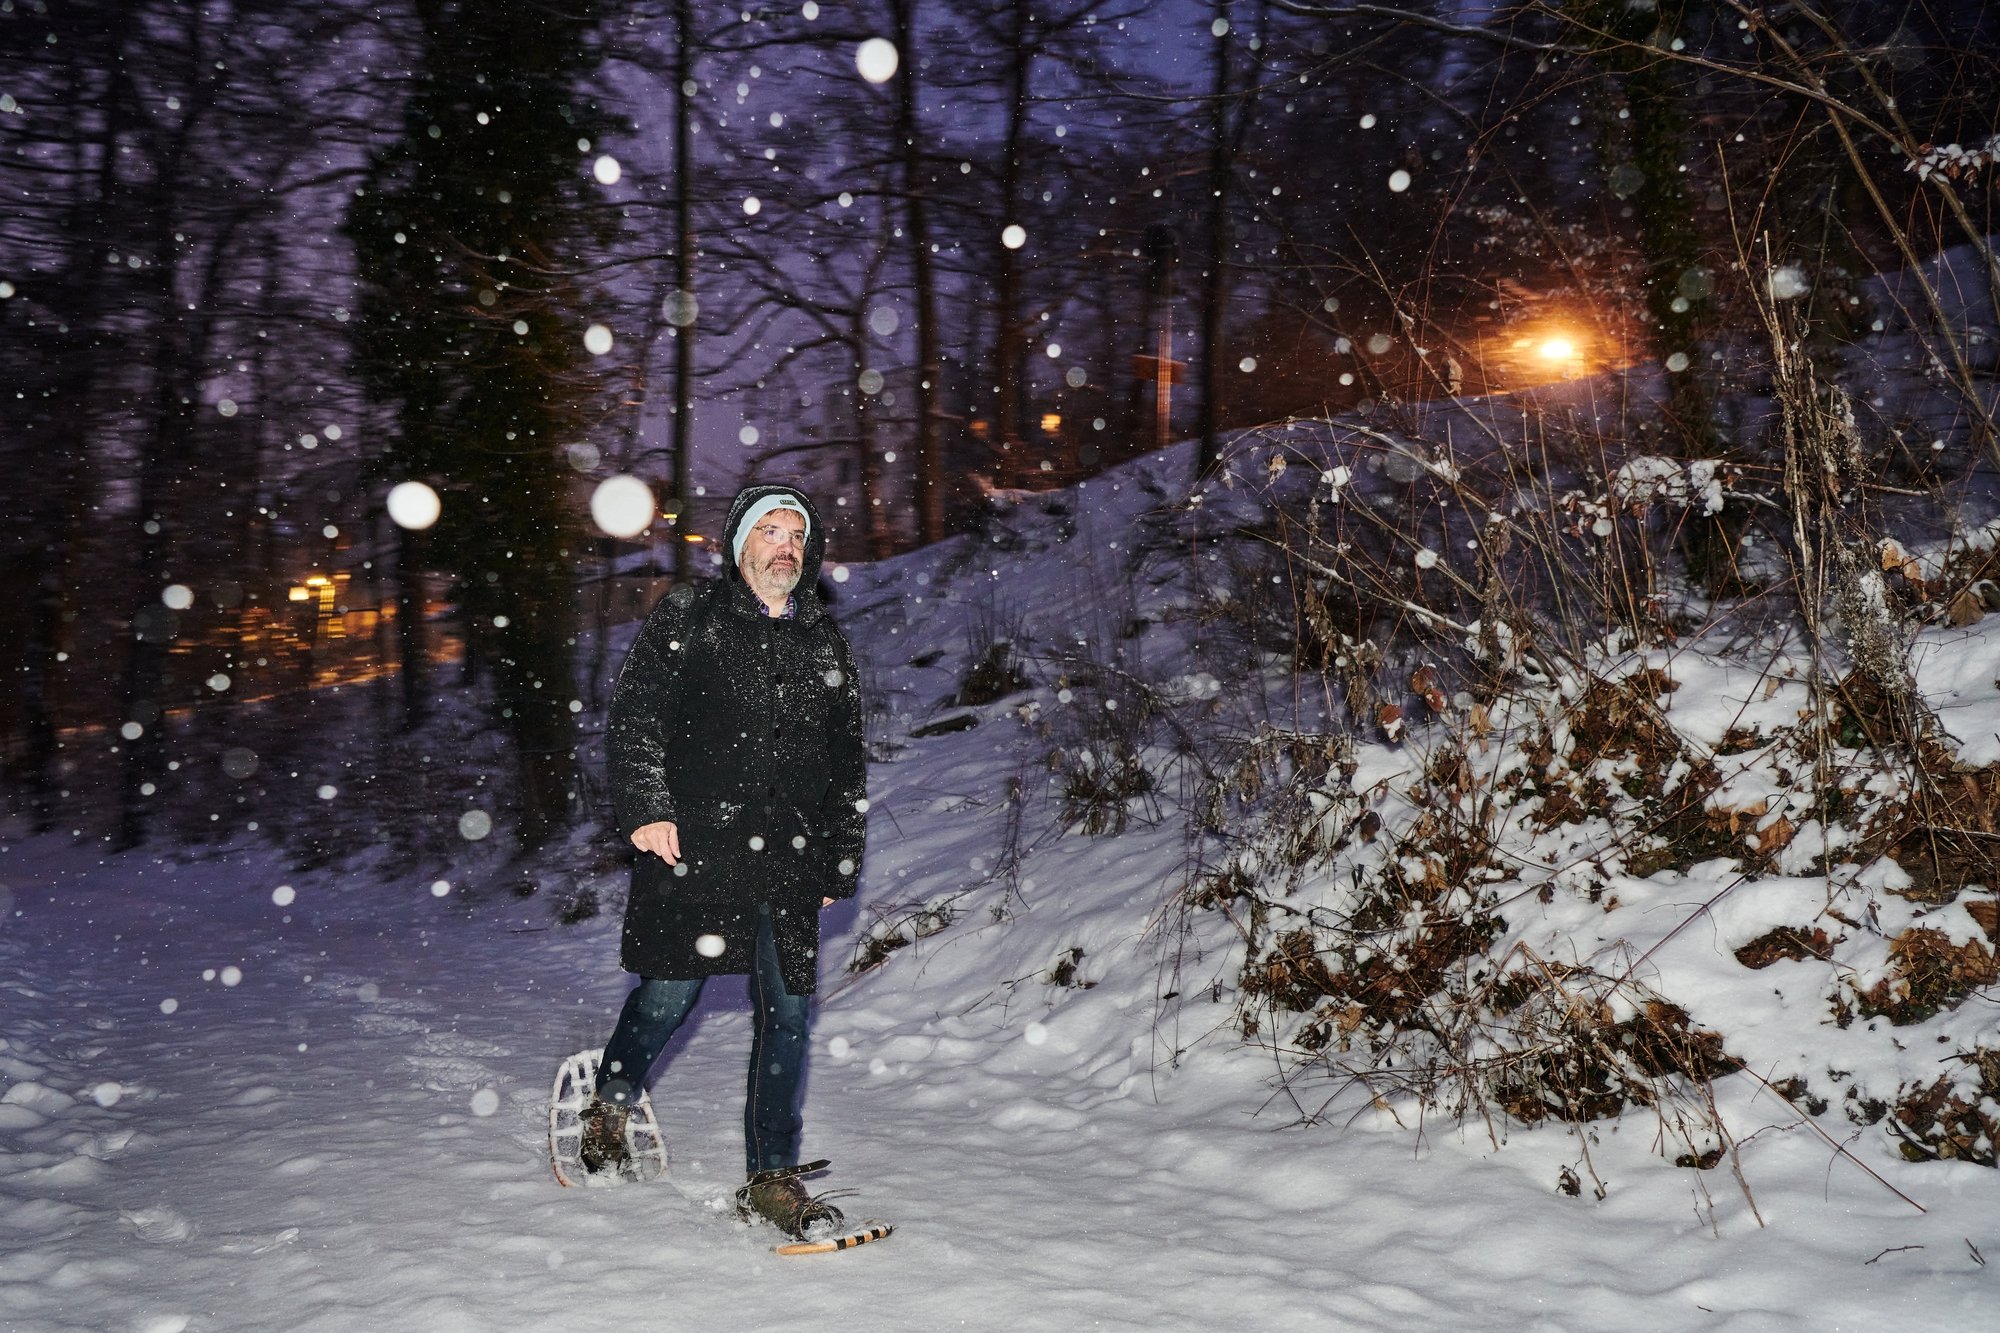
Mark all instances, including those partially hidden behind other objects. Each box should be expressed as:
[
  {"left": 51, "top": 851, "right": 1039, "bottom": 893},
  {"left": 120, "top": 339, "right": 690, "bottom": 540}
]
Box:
[
  {"left": 1242, "top": 928, "right": 1341, "bottom": 1015},
  {"left": 1734, "top": 925, "right": 1837, "bottom": 969},
  {"left": 1490, "top": 988, "right": 1739, "bottom": 1127},
  {"left": 1857, "top": 926, "right": 2000, "bottom": 1024},
  {"left": 1890, "top": 1047, "right": 2000, "bottom": 1165}
]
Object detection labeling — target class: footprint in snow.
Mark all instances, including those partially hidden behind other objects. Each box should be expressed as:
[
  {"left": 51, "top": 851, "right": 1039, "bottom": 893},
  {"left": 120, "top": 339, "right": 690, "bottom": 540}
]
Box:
[
  {"left": 120, "top": 1205, "right": 196, "bottom": 1243},
  {"left": 219, "top": 1226, "right": 300, "bottom": 1256}
]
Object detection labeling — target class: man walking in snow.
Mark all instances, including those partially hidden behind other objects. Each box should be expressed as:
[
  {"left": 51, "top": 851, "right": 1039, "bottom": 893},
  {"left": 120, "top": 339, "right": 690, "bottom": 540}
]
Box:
[{"left": 584, "top": 483, "right": 867, "bottom": 1240}]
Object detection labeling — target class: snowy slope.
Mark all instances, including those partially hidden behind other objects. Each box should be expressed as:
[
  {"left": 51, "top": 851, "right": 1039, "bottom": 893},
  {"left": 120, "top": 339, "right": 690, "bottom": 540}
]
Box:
[{"left": 3, "top": 444, "right": 1998, "bottom": 1330}]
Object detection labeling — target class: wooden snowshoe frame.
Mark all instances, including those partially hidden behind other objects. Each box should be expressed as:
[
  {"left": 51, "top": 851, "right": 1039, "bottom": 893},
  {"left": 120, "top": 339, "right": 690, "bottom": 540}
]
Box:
[{"left": 548, "top": 1049, "right": 669, "bottom": 1188}]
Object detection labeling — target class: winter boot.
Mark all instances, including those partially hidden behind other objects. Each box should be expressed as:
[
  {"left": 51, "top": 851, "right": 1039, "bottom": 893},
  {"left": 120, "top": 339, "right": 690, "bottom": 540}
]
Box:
[
  {"left": 579, "top": 1098, "right": 631, "bottom": 1175},
  {"left": 735, "top": 1161, "right": 846, "bottom": 1240}
]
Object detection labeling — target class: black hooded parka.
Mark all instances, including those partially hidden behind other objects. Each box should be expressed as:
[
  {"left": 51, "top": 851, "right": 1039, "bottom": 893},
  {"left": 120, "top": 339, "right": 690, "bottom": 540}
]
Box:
[{"left": 606, "top": 484, "right": 866, "bottom": 994}]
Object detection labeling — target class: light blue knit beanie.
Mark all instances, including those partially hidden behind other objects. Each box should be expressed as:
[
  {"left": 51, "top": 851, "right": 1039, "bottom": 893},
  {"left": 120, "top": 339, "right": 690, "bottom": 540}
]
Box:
[{"left": 732, "top": 495, "right": 811, "bottom": 565}]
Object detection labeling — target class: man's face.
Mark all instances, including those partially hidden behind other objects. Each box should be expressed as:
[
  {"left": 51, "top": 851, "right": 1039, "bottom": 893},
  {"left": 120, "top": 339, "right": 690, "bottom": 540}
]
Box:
[{"left": 740, "top": 506, "right": 806, "bottom": 599}]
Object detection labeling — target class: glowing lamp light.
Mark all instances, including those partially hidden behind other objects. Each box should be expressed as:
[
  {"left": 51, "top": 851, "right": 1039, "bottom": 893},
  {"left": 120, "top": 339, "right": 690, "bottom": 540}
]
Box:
[
  {"left": 1537, "top": 336, "right": 1579, "bottom": 362},
  {"left": 1040, "top": 413, "right": 1062, "bottom": 434},
  {"left": 288, "top": 586, "right": 311, "bottom": 603}
]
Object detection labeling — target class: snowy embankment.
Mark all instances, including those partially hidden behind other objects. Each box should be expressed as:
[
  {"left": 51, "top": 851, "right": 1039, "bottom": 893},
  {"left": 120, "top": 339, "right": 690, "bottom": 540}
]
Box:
[{"left": 3, "top": 445, "right": 1997, "bottom": 1330}]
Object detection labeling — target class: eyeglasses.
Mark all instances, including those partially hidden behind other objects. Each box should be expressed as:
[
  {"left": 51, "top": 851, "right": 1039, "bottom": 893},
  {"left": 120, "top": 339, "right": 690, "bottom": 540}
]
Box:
[{"left": 752, "top": 522, "right": 806, "bottom": 548}]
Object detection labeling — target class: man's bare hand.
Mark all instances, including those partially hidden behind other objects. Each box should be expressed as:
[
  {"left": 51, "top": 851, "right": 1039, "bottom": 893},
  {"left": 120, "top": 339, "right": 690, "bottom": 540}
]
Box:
[
  {"left": 631, "top": 820, "right": 681, "bottom": 865},
  {"left": 822, "top": 896, "right": 835, "bottom": 908}
]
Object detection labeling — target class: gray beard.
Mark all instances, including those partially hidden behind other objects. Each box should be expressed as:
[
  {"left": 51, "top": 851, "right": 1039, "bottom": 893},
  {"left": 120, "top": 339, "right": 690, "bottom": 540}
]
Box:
[{"left": 748, "top": 558, "right": 801, "bottom": 604}]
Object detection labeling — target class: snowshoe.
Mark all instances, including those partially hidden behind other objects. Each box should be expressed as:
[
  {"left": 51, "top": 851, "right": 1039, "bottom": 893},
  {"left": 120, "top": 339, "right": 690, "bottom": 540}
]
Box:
[{"left": 549, "top": 1049, "right": 667, "bottom": 1188}]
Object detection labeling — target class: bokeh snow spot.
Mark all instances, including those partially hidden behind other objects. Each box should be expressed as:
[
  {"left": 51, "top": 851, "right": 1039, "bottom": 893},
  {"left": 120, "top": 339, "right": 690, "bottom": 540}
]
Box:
[
  {"left": 91, "top": 1081, "right": 124, "bottom": 1108},
  {"left": 593, "top": 154, "right": 621, "bottom": 185},
  {"left": 1001, "top": 224, "right": 1027, "bottom": 250},
  {"left": 591, "top": 475, "right": 656, "bottom": 538},
  {"left": 316, "top": 785, "right": 338, "bottom": 801},
  {"left": 162, "top": 584, "right": 194, "bottom": 610},
  {"left": 272, "top": 885, "right": 295, "bottom": 907},
  {"left": 1767, "top": 266, "right": 1809, "bottom": 300},
  {"left": 159, "top": 998, "right": 179, "bottom": 1014},
  {"left": 458, "top": 810, "right": 492, "bottom": 841},
  {"left": 856, "top": 37, "right": 898, "bottom": 83},
  {"left": 584, "top": 323, "right": 614, "bottom": 355},
  {"left": 220, "top": 966, "right": 242, "bottom": 988},
  {"left": 1024, "top": 1022, "right": 1048, "bottom": 1046},
  {"left": 695, "top": 933, "right": 726, "bottom": 958},
  {"left": 387, "top": 480, "right": 441, "bottom": 530},
  {"left": 469, "top": 1088, "right": 500, "bottom": 1117},
  {"left": 431, "top": 880, "right": 452, "bottom": 898}
]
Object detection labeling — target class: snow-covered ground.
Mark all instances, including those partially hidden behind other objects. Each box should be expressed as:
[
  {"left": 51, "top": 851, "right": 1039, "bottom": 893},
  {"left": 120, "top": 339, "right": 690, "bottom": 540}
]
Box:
[
  {"left": 4, "top": 442, "right": 1998, "bottom": 1330},
  {"left": 3, "top": 799, "right": 1993, "bottom": 1331}
]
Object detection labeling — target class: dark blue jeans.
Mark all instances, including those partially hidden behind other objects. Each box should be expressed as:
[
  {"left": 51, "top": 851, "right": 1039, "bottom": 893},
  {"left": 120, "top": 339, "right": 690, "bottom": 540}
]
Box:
[{"left": 595, "top": 903, "right": 811, "bottom": 1176}]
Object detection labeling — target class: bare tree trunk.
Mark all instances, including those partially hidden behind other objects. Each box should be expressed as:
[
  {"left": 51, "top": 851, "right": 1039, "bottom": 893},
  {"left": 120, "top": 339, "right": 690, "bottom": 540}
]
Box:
[
  {"left": 992, "top": 0, "right": 1033, "bottom": 474},
  {"left": 1194, "top": 0, "right": 1236, "bottom": 482},
  {"left": 670, "top": 0, "right": 697, "bottom": 580},
  {"left": 20, "top": 59, "right": 130, "bottom": 832},
  {"left": 116, "top": 121, "right": 248, "bottom": 848},
  {"left": 116, "top": 332, "right": 198, "bottom": 850},
  {"left": 395, "top": 528, "right": 430, "bottom": 729},
  {"left": 892, "top": 0, "right": 944, "bottom": 544},
  {"left": 853, "top": 299, "right": 895, "bottom": 558}
]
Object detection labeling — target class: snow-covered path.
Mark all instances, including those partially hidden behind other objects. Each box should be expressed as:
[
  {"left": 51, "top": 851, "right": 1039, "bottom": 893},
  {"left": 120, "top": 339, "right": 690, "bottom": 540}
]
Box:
[{"left": 3, "top": 822, "right": 1992, "bottom": 1332}]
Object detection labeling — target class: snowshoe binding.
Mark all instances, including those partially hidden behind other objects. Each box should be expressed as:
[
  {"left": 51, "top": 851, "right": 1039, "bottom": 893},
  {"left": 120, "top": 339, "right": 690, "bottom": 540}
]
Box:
[
  {"left": 580, "top": 1098, "right": 631, "bottom": 1175},
  {"left": 736, "top": 1161, "right": 895, "bottom": 1255}
]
